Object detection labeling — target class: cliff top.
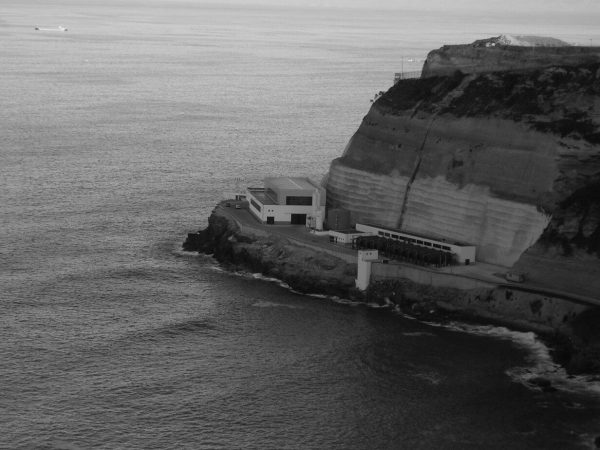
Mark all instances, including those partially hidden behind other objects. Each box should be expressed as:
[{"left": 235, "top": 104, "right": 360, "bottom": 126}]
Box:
[
  {"left": 422, "top": 36, "right": 600, "bottom": 77},
  {"left": 476, "top": 35, "right": 570, "bottom": 48}
]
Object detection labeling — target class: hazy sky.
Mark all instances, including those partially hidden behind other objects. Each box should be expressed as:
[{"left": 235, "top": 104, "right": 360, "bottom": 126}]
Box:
[{"left": 199, "top": 0, "right": 599, "bottom": 13}]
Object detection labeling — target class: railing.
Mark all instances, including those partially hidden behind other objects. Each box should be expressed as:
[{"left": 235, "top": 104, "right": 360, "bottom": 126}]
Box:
[{"left": 394, "top": 71, "right": 422, "bottom": 84}]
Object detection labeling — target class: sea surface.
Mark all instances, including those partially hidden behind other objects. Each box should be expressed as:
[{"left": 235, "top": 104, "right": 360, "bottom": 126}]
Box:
[{"left": 2, "top": 1, "right": 600, "bottom": 448}]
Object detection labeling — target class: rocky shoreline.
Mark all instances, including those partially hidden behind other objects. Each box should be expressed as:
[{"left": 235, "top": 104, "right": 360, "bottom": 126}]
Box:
[
  {"left": 184, "top": 209, "right": 600, "bottom": 377},
  {"left": 183, "top": 212, "right": 358, "bottom": 298}
]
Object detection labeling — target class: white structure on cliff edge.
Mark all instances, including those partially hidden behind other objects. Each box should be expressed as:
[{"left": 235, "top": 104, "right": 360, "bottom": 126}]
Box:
[
  {"left": 247, "top": 177, "right": 325, "bottom": 229},
  {"left": 356, "top": 249, "right": 379, "bottom": 291}
]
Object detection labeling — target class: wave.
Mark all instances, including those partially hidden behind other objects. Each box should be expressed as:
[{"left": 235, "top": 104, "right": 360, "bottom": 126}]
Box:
[
  {"left": 218, "top": 270, "right": 367, "bottom": 306},
  {"left": 429, "top": 322, "right": 600, "bottom": 396},
  {"left": 402, "top": 331, "right": 437, "bottom": 337},
  {"left": 252, "top": 300, "right": 302, "bottom": 309},
  {"left": 412, "top": 370, "right": 443, "bottom": 385},
  {"left": 174, "top": 249, "right": 201, "bottom": 257}
]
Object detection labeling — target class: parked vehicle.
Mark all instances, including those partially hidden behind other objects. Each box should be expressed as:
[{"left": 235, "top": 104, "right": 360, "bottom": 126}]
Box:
[{"left": 505, "top": 272, "right": 525, "bottom": 283}]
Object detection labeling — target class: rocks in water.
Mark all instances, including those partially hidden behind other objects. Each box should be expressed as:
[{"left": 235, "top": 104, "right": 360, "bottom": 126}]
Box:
[{"left": 527, "top": 376, "right": 557, "bottom": 393}]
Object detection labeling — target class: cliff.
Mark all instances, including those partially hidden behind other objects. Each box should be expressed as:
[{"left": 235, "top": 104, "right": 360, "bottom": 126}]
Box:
[
  {"left": 421, "top": 35, "right": 600, "bottom": 77},
  {"left": 326, "top": 40, "right": 600, "bottom": 299}
]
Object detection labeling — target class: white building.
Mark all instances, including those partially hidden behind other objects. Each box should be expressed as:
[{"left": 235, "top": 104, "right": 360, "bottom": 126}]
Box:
[
  {"left": 328, "top": 229, "right": 369, "bottom": 245},
  {"left": 247, "top": 177, "right": 326, "bottom": 229},
  {"left": 356, "top": 223, "right": 476, "bottom": 265}
]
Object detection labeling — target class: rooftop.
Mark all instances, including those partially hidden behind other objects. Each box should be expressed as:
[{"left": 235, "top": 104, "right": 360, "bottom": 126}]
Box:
[
  {"left": 360, "top": 222, "right": 474, "bottom": 247},
  {"left": 331, "top": 229, "right": 366, "bottom": 235},
  {"left": 265, "top": 177, "right": 318, "bottom": 192},
  {"left": 247, "top": 188, "right": 278, "bottom": 205}
]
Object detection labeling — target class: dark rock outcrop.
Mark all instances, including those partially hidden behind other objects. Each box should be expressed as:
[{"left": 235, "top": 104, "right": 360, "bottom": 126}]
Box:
[{"left": 184, "top": 211, "right": 358, "bottom": 298}]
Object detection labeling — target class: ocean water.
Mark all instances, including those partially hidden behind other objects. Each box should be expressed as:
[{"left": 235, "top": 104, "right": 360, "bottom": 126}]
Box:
[{"left": 2, "top": 1, "right": 600, "bottom": 448}]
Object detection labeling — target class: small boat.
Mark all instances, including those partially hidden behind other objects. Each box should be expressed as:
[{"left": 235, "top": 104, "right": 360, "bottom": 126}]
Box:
[{"left": 35, "top": 26, "right": 68, "bottom": 32}]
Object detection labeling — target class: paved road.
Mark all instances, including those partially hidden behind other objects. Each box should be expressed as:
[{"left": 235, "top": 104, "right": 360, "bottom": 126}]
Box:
[{"left": 215, "top": 202, "right": 356, "bottom": 258}]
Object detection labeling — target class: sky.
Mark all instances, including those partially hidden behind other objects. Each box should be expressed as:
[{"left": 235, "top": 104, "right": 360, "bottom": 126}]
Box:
[{"left": 193, "top": 0, "right": 599, "bottom": 13}]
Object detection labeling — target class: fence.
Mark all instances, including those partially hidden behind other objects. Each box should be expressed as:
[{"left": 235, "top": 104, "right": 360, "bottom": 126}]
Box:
[{"left": 394, "top": 71, "right": 422, "bottom": 84}]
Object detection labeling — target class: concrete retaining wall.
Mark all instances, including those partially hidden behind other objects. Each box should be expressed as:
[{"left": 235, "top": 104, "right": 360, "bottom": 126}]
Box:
[{"left": 372, "top": 262, "right": 495, "bottom": 290}]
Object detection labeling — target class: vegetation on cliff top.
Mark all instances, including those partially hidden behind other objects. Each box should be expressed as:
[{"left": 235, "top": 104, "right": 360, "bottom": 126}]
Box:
[
  {"left": 380, "top": 63, "right": 600, "bottom": 144},
  {"left": 448, "top": 63, "right": 600, "bottom": 144},
  {"left": 377, "top": 72, "right": 464, "bottom": 112}
]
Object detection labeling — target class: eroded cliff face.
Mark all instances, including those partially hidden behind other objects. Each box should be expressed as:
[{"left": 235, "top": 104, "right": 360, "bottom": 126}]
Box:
[{"left": 325, "top": 56, "right": 600, "bottom": 291}]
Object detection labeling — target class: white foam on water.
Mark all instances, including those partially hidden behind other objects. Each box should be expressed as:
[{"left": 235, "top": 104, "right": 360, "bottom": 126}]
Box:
[
  {"left": 221, "top": 269, "right": 368, "bottom": 306},
  {"left": 413, "top": 371, "right": 443, "bottom": 385},
  {"left": 174, "top": 249, "right": 200, "bottom": 257},
  {"left": 366, "top": 302, "right": 390, "bottom": 309},
  {"left": 430, "top": 322, "right": 600, "bottom": 396},
  {"left": 402, "top": 332, "right": 436, "bottom": 337},
  {"left": 577, "top": 433, "right": 600, "bottom": 450},
  {"left": 252, "top": 300, "right": 302, "bottom": 309}
]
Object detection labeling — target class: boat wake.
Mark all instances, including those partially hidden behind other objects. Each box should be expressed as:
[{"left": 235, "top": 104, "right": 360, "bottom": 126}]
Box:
[{"left": 35, "top": 25, "right": 68, "bottom": 32}]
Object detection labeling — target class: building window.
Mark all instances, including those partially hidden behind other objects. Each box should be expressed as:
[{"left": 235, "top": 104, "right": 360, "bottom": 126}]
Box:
[
  {"left": 250, "top": 199, "right": 261, "bottom": 212},
  {"left": 286, "top": 196, "right": 312, "bottom": 206},
  {"left": 417, "top": 240, "right": 423, "bottom": 245},
  {"left": 442, "top": 246, "right": 450, "bottom": 251},
  {"left": 433, "top": 244, "right": 441, "bottom": 248},
  {"left": 424, "top": 242, "right": 432, "bottom": 246},
  {"left": 378, "top": 231, "right": 384, "bottom": 236}
]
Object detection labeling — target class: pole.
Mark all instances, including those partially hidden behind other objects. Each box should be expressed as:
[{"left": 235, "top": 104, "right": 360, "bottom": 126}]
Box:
[{"left": 401, "top": 56, "right": 404, "bottom": 79}]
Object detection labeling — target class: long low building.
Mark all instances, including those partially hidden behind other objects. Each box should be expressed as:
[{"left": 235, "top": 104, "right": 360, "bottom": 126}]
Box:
[
  {"left": 356, "top": 223, "right": 476, "bottom": 265},
  {"left": 247, "top": 177, "right": 326, "bottom": 229}
]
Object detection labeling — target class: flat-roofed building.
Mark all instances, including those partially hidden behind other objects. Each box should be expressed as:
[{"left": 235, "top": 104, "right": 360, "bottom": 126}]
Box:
[
  {"left": 356, "top": 223, "right": 476, "bottom": 265},
  {"left": 329, "top": 229, "right": 368, "bottom": 245},
  {"left": 247, "top": 177, "right": 326, "bottom": 229}
]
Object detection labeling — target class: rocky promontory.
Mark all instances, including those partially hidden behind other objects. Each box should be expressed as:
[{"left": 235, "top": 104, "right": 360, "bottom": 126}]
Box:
[
  {"left": 185, "top": 208, "right": 600, "bottom": 375},
  {"left": 184, "top": 210, "right": 358, "bottom": 298}
]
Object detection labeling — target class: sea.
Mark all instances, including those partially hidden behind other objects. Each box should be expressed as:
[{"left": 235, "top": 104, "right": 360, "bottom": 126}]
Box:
[{"left": 2, "top": 1, "right": 600, "bottom": 448}]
